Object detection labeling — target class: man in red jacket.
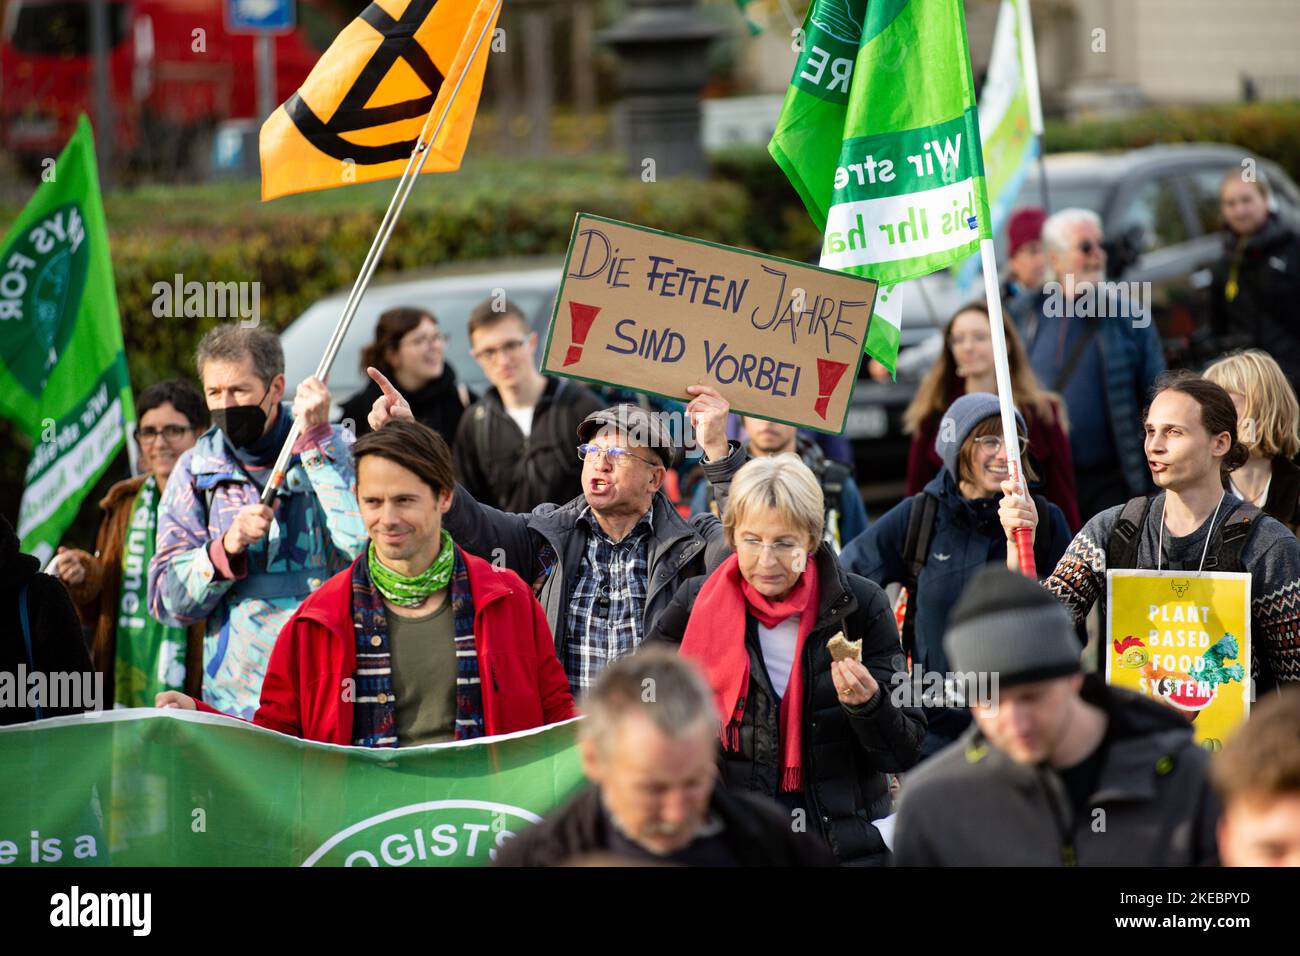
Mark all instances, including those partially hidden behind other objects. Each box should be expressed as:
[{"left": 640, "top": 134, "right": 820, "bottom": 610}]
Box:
[{"left": 157, "top": 420, "right": 575, "bottom": 745}]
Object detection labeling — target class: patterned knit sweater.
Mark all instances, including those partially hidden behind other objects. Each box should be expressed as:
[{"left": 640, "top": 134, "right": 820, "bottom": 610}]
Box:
[{"left": 1045, "top": 493, "right": 1300, "bottom": 689}]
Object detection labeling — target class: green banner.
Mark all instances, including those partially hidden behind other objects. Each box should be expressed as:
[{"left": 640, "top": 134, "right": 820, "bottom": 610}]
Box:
[
  {"left": 0, "top": 711, "right": 585, "bottom": 866},
  {"left": 0, "top": 115, "right": 134, "bottom": 565}
]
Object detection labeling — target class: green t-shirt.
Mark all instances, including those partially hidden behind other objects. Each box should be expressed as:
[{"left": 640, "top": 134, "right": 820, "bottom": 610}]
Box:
[{"left": 386, "top": 599, "right": 457, "bottom": 747}]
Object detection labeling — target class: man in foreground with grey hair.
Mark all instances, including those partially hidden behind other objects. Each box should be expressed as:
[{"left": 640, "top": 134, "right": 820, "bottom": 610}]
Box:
[
  {"left": 1009, "top": 207, "right": 1166, "bottom": 517},
  {"left": 893, "top": 565, "right": 1218, "bottom": 866},
  {"left": 495, "top": 648, "right": 833, "bottom": 866}
]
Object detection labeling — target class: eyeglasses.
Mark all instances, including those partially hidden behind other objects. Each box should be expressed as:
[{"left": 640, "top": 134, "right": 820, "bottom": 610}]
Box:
[
  {"left": 1076, "top": 239, "right": 1099, "bottom": 255},
  {"left": 135, "top": 425, "right": 193, "bottom": 444},
  {"left": 577, "top": 444, "right": 660, "bottom": 468},
  {"left": 735, "top": 537, "right": 804, "bottom": 561},
  {"left": 407, "top": 330, "right": 448, "bottom": 348},
  {"left": 971, "top": 434, "right": 1028, "bottom": 455},
  {"left": 471, "top": 338, "right": 526, "bottom": 363}
]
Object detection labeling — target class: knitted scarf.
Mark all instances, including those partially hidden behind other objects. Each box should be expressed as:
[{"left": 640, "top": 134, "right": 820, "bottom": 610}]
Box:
[
  {"left": 367, "top": 530, "right": 455, "bottom": 607},
  {"left": 679, "top": 554, "right": 819, "bottom": 792},
  {"left": 350, "top": 543, "right": 483, "bottom": 747}
]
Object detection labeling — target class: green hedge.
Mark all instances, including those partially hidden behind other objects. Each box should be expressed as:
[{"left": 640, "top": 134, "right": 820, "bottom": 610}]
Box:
[{"left": 1043, "top": 101, "right": 1300, "bottom": 184}]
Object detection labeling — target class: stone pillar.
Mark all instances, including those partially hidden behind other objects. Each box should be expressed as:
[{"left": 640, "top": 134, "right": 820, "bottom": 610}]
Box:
[{"left": 598, "top": 0, "right": 721, "bottom": 178}]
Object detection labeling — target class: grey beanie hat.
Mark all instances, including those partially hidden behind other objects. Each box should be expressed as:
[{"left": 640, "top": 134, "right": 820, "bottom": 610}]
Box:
[
  {"left": 934, "top": 392, "right": 1027, "bottom": 479},
  {"left": 944, "top": 566, "right": 1081, "bottom": 689}
]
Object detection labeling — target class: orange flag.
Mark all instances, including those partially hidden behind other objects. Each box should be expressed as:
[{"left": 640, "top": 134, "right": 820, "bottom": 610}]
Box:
[{"left": 259, "top": 0, "right": 502, "bottom": 201}]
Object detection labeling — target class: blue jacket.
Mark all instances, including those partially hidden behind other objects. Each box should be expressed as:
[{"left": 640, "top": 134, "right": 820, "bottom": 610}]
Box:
[
  {"left": 1010, "top": 290, "right": 1165, "bottom": 497},
  {"left": 840, "top": 470, "right": 1072, "bottom": 753}
]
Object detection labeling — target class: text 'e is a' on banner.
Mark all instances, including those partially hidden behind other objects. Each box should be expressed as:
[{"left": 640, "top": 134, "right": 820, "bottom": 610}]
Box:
[{"left": 541, "top": 213, "right": 878, "bottom": 434}]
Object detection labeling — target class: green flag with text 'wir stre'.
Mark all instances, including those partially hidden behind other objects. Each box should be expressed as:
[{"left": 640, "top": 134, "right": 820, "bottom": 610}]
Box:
[{"left": 769, "top": 0, "right": 993, "bottom": 373}]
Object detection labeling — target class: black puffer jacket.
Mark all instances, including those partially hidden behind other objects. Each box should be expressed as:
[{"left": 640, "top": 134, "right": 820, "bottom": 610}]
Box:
[
  {"left": 1210, "top": 213, "right": 1300, "bottom": 383},
  {"left": 646, "top": 545, "right": 926, "bottom": 865},
  {"left": 1, "top": 515, "right": 94, "bottom": 724}
]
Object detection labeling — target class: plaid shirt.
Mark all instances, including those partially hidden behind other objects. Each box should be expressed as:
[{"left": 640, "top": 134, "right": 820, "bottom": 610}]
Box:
[{"left": 564, "top": 505, "right": 654, "bottom": 695}]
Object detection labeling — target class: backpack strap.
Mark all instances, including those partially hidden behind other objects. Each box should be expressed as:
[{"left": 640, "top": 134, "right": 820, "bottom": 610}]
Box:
[
  {"left": 820, "top": 460, "right": 849, "bottom": 499},
  {"left": 19, "top": 582, "right": 42, "bottom": 721},
  {"left": 1106, "top": 496, "right": 1153, "bottom": 570},
  {"left": 1204, "top": 502, "right": 1263, "bottom": 572},
  {"left": 899, "top": 492, "right": 939, "bottom": 658}
]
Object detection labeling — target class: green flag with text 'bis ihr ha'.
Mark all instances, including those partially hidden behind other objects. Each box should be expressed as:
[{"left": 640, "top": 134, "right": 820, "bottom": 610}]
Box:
[
  {"left": 0, "top": 115, "right": 134, "bottom": 565},
  {"left": 768, "top": 0, "right": 993, "bottom": 374}
]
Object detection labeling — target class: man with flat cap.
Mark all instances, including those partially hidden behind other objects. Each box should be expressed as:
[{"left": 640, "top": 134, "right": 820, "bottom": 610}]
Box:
[
  {"left": 367, "top": 375, "right": 743, "bottom": 694},
  {"left": 893, "top": 565, "right": 1219, "bottom": 866}
]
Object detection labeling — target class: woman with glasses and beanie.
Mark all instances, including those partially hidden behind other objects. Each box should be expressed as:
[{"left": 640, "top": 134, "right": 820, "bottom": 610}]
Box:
[
  {"left": 841, "top": 392, "right": 1073, "bottom": 759},
  {"left": 646, "top": 454, "right": 926, "bottom": 865},
  {"left": 904, "top": 301, "right": 1080, "bottom": 531},
  {"left": 340, "top": 307, "right": 475, "bottom": 443},
  {"left": 51, "top": 379, "right": 209, "bottom": 708}
]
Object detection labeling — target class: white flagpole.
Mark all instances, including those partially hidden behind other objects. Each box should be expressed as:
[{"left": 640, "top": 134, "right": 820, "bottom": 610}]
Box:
[
  {"left": 979, "top": 237, "right": 1036, "bottom": 577},
  {"left": 258, "top": 0, "right": 502, "bottom": 506}
]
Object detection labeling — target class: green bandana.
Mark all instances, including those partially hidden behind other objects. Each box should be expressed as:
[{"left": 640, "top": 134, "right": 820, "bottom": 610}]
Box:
[{"left": 368, "top": 530, "right": 456, "bottom": 607}]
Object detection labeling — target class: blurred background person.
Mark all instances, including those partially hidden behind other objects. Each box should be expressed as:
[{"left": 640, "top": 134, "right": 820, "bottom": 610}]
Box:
[
  {"left": 1001, "top": 206, "right": 1048, "bottom": 307},
  {"left": 1, "top": 514, "right": 93, "bottom": 725},
  {"left": 1010, "top": 208, "right": 1166, "bottom": 518},
  {"left": 903, "top": 301, "right": 1079, "bottom": 531},
  {"left": 495, "top": 648, "right": 833, "bottom": 866},
  {"left": 894, "top": 566, "right": 1219, "bottom": 866},
  {"left": 1204, "top": 349, "right": 1300, "bottom": 535},
  {"left": 1211, "top": 169, "right": 1300, "bottom": 384},
  {"left": 648, "top": 455, "right": 925, "bottom": 866},
  {"left": 844, "top": 393, "right": 1072, "bottom": 758},
  {"left": 455, "top": 296, "right": 602, "bottom": 512},
  {"left": 341, "top": 307, "right": 474, "bottom": 443},
  {"left": 52, "top": 380, "right": 209, "bottom": 708},
  {"left": 1213, "top": 688, "right": 1300, "bottom": 867},
  {"left": 690, "top": 414, "right": 868, "bottom": 552}
]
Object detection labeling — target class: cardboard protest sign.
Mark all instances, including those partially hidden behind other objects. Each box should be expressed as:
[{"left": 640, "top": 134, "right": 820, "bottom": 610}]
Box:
[
  {"left": 1106, "top": 570, "right": 1251, "bottom": 748},
  {"left": 541, "top": 213, "right": 878, "bottom": 433}
]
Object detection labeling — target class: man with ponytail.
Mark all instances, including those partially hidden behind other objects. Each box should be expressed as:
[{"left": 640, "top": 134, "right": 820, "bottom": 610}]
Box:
[
  {"left": 158, "top": 420, "right": 576, "bottom": 745},
  {"left": 1000, "top": 370, "right": 1300, "bottom": 692}
]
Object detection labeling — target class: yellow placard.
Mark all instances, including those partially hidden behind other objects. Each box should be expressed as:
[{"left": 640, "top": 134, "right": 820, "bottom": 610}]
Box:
[{"left": 1106, "top": 569, "right": 1251, "bottom": 749}]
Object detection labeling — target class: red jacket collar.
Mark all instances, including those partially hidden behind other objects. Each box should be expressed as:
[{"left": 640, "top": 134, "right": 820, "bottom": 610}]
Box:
[{"left": 294, "top": 544, "right": 512, "bottom": 641}]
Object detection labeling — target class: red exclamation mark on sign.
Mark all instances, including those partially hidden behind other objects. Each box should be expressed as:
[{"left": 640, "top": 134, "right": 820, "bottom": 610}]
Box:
[
  {"left": 813, "top": 359, "right": 850, "bottom": 419},
  {"left": 564, "top": 302, "right": 601, "bottom": 366}
]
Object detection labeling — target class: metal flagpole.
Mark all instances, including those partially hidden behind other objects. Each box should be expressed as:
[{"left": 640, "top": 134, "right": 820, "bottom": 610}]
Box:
[
  {"left": 978, "top": 237, "right": 1036, "bottom": 577},
  {"left": 1017, "top": 0, "right": 1050, "bottom": 213},
  {"left": 259, "top": 0, "right": 502, "bottom": 506}
]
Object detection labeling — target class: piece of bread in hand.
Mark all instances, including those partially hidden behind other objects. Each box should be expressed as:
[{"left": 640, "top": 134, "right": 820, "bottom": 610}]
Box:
[{"left": 827, "top": 632, "right": 862, "bottom": 663}]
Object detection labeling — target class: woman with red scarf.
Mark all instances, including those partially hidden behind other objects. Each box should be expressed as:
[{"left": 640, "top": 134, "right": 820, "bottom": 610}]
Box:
[{"left": 645, "top": 455, "right": 925, "bottom": 865}]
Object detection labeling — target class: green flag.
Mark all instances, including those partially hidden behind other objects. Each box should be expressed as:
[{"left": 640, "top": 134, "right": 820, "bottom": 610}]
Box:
[
  {"left": 0, "top": 115, "right": 134, "bottom": 564},
  {"left": 769, "top": 0, "right": 993, "bottom": 372},
  {"left": 0, "top": 712, "right": 585, "bottom": 866}
]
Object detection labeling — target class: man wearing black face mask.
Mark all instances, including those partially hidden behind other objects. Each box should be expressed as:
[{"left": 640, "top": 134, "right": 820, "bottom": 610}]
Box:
[{"left": 147, "top": 325, "right": 367, "bottom": 719}]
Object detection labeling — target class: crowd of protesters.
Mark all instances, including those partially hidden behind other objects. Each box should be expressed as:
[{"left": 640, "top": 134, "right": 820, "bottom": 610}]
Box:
[{"left": 5, "top": 166, "right": 1300, "bottom": 868}]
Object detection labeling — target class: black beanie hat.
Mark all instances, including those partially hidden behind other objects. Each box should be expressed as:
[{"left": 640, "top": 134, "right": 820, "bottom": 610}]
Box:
[{"left": 944, "top": 565, "right": 1081, "bottom": 689}]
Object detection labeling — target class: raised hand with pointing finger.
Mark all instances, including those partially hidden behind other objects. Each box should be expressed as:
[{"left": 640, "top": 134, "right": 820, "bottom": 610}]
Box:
[{"left": 365, "top": 366, "right": 414, "bottom": 432}]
